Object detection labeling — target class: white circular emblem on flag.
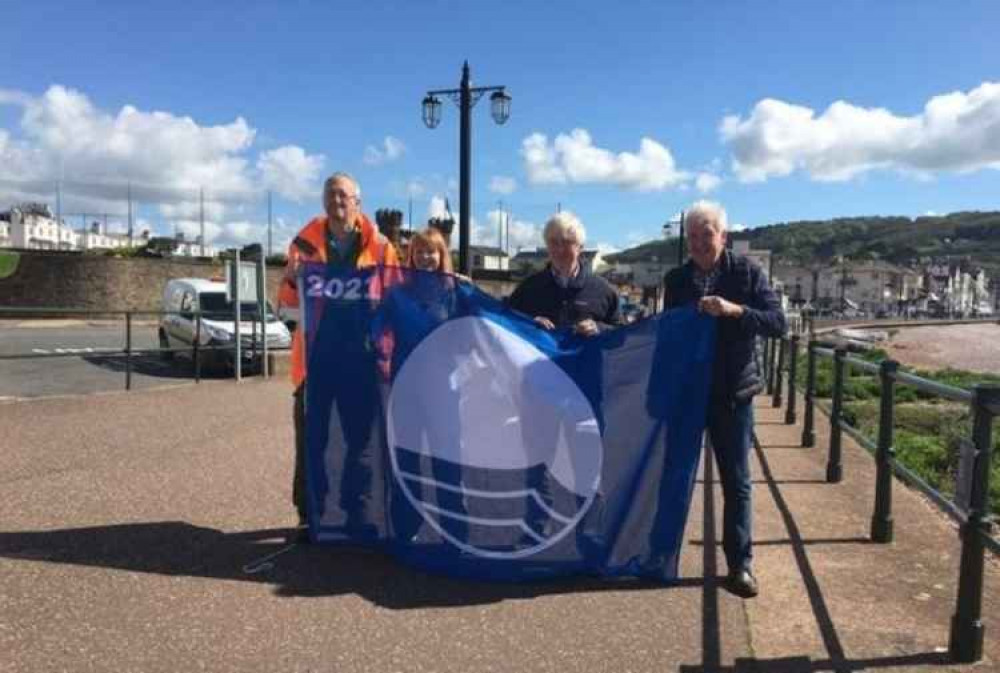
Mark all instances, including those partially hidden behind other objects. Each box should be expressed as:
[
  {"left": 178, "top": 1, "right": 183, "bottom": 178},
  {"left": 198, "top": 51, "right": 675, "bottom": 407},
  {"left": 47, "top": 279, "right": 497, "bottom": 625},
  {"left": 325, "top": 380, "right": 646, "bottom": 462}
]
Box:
[{"left": 387, "top": 316, "right": 603, "bottom": 559}]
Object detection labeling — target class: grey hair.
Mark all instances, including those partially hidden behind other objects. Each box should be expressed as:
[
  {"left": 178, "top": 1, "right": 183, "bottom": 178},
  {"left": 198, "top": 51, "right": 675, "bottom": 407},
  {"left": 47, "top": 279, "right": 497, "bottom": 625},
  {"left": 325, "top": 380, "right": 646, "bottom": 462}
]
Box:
[
  {"left": 543, "top": 211, "right": 586, "bottom": 245},
  {"left": 323, "top": 172, "right": 361, "bottom": 201},
  {"left": 686, "top": 200, "right": 727, "bottom": 233}
]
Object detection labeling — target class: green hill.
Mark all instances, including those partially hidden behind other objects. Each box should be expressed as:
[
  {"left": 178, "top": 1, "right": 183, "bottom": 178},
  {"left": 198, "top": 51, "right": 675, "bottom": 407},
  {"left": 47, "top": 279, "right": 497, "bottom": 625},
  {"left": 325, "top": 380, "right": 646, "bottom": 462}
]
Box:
[{"left": 607, "top": 211, "right": 1000, "bottom": 275}]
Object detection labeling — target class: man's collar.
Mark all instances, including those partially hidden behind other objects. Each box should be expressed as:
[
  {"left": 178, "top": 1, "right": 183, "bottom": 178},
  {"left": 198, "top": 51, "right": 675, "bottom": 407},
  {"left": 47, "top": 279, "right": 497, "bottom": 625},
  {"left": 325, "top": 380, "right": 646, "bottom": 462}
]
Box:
[{"left": 550, "top": 262, "right": 584, "bottom": 288}]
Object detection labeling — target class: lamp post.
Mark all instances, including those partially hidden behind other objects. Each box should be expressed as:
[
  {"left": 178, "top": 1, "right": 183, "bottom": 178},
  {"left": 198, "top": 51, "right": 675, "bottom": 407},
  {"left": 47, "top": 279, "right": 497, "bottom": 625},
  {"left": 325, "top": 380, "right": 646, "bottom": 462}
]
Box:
[{"left": 422, "top": 61, "right": 511, "bottom": 275}]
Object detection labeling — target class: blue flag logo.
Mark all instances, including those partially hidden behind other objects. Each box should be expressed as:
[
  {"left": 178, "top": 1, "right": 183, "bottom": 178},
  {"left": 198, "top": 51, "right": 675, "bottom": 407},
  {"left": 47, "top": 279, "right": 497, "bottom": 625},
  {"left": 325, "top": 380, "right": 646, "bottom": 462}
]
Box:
[
  {"left": 387, "top": 315, "right": 603, "bottom": 559},
  {"left": 301, "top": 265, "right": 715, "bottom": 581}
]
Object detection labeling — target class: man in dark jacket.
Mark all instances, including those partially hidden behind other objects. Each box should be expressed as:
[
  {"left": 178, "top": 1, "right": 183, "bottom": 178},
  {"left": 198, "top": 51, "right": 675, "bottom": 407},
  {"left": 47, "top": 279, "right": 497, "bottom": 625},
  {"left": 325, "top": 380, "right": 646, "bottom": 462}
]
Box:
[
  {"left": 508, "top": 211, "right": 621, "bottom": 545},
  {"left": 508, "top": 211, "right": 621, "bottom": 334},
  {"left": 664, "top": 201, "right": 786, "bottom": 598}
]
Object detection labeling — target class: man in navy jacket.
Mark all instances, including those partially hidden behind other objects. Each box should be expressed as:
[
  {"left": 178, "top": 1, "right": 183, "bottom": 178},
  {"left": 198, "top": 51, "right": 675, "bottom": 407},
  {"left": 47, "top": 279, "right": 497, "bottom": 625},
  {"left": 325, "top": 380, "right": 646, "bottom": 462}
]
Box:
[
  {"left": 508, "top": 211, "right": 621, "bottom": 545},
  {"left": 508, "top": 211, "right": 621, "bottom": 334},
  {"left": 664, "top": 201, "right": 786, "bottom": 598}
]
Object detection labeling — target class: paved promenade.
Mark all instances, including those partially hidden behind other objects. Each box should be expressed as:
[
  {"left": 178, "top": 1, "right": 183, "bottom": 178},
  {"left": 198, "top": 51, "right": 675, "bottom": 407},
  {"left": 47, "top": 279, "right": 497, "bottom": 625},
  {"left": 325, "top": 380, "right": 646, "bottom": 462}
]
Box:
[{"left": 1, "top": 380, "right": 997, "bottom": 672}]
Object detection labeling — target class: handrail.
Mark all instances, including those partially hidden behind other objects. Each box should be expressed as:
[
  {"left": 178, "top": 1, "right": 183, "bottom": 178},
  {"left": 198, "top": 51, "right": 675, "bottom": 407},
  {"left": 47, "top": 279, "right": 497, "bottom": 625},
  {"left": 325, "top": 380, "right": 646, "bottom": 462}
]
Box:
[{"left": 761, "top": 331, "right": 998, "bottom": 663}]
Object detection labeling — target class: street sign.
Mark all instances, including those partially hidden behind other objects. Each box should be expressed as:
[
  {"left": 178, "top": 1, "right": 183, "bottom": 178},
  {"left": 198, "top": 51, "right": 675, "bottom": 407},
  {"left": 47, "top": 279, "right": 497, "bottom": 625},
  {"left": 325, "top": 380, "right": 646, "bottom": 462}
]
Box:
[{"left": 226, "top": 261, "right": 258, "bottom": 302}]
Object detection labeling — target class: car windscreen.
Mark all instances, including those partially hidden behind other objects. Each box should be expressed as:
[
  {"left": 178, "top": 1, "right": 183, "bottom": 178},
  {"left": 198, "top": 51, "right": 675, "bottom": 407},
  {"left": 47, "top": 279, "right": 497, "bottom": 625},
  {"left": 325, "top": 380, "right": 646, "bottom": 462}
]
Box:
[{"left": 198, "top": 292, "right": 277, "bottom": 320}]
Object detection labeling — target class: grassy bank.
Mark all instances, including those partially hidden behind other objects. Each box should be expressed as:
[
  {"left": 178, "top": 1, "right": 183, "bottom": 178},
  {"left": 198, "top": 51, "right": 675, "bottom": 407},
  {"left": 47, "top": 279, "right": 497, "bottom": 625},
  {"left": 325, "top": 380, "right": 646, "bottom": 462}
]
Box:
[{"left": 794, "top": 347, "right": 1000, "bottom": 517}]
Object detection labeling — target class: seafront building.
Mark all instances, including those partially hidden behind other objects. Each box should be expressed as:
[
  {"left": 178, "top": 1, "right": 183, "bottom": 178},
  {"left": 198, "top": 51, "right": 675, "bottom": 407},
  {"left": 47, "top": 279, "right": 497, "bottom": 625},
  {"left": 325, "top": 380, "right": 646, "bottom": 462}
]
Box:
[{"left": 0, "top": 203, "right": 218, "bottom": 257}]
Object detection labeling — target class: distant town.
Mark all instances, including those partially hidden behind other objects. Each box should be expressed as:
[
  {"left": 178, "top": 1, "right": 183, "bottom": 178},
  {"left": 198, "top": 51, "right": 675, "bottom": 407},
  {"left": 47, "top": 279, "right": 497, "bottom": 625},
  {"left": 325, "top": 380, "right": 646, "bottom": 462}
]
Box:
[{"left": 2, "top": 200, "right": 995, "bottom": 320}]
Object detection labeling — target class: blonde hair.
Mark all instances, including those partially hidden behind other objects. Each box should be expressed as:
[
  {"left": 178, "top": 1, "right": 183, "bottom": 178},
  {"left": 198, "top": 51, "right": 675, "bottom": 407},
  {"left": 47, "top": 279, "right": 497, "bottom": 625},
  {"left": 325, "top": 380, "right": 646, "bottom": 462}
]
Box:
[
  {"left": 407, "top": 227, "right": 453, "bottom": 273},
  {"left": 543, "top": 211, "right": 586, "bottom": 245}
]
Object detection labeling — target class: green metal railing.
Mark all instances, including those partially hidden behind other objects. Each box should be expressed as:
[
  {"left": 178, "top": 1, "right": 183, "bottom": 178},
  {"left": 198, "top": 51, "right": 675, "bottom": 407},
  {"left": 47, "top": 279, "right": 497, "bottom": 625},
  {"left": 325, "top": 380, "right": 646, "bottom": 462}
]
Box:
[
  {"left": 760, "top": 332, "right": 999, "bottom": 663},
  {"left": 0, "top": 306, "right": 288, "bottom": 391}
]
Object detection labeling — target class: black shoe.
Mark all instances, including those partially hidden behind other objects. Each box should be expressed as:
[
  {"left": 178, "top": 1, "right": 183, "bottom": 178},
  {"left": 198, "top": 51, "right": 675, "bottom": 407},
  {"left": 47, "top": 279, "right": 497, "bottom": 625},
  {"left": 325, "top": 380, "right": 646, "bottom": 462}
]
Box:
[
  {"left": 725, "top": 568, "right": 759, "bottom": 598},
  {"left": 292, "top": 525, "right": 311, "bottom": 544}
]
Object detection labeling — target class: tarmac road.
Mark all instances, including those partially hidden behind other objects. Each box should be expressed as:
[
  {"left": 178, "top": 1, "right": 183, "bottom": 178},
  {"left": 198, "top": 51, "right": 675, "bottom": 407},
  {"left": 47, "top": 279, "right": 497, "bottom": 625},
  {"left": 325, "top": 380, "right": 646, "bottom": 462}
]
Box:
[{"left": 0, "top": 321, "right": 260, "bottom": 399}]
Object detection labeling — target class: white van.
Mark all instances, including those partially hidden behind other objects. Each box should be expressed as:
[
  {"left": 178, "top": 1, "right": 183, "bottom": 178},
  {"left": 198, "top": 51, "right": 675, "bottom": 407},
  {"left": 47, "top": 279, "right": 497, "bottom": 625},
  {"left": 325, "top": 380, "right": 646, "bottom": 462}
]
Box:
[{"left": 159, "top": 277, "right": 291, "bottom": 369}]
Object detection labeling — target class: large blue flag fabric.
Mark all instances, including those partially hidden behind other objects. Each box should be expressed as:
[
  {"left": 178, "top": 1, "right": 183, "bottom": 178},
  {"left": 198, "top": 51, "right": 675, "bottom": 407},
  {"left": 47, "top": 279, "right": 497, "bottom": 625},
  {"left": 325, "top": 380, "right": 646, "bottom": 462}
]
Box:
[{"left": 300, "top": 264, "right": 715, "bottom": 581}]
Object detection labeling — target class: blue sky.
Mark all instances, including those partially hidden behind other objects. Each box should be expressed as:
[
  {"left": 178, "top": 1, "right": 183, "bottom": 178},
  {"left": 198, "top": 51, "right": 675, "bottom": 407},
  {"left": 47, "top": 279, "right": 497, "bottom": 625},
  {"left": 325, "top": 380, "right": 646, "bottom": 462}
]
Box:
[{"left": 1, "top": 1, "right": 998, "bottom": 254}]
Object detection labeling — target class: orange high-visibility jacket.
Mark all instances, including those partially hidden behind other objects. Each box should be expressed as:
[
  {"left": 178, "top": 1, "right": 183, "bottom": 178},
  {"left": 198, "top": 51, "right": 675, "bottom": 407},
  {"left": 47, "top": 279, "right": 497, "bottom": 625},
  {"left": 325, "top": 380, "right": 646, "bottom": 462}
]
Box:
[{"left": 277, "top": 213, "right": 399, "bottom": 387}]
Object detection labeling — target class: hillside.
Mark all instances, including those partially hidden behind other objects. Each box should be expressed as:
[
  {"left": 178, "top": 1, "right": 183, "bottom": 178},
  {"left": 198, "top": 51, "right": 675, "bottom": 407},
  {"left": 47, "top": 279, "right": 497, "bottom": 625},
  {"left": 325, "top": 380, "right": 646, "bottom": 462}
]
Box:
[{"left": 607, "top": 211, "right": 1000, "bottom": 275}]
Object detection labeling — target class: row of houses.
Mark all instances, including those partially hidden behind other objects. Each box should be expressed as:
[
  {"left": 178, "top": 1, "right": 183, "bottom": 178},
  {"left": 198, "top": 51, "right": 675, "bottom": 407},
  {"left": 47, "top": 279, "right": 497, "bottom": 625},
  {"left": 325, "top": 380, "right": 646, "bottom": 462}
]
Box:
[
  {"left": 772, "top": 258, "right": 994, "bottom": 317},
  {"left": 5, "top": 201, "right": 995, "bottom": 316},
  {"left": 0, "top": 203, "right": 217, "bottom": 257},
  {"left": 404, "top": 235, "right": 996, "bottom": 317}
]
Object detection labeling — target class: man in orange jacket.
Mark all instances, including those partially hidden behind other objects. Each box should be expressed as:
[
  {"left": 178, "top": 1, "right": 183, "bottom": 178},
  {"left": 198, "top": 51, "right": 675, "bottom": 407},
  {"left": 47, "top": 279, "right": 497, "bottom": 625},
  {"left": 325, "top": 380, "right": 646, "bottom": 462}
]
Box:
[{"left": 277, "top": 172, "right": 399, "bottom": 540}]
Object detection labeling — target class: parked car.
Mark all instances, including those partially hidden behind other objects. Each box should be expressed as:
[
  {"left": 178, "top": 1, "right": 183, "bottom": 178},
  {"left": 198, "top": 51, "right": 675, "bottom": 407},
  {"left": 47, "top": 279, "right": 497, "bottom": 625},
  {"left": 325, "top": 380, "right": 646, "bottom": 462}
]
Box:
[
  {"left": 159, "top": 278, "right": 291, "bottom": 370},
  {"left": 620, "top": 301, "right": 646, "bottom": 324}
]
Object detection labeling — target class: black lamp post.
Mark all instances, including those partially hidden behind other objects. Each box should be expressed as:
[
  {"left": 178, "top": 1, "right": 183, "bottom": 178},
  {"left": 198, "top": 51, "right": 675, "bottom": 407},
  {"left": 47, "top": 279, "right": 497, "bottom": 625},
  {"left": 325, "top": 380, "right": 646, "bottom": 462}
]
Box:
[{"left": 422, "top": 61, "right": 510, "bottom": 275}]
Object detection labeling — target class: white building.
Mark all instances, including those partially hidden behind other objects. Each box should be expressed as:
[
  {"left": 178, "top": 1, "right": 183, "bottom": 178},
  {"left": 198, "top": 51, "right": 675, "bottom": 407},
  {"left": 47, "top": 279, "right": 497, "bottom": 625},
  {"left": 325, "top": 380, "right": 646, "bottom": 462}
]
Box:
[
  {"left": 731, "top": 240, "right": 772, "bottom": 282},
  {"left": 771, "top": 260, "right": 924, "bottom": 315},
  {"left": 3, "top": 204, "right": 79, "bottom": 250},
  {"left": 510, "top": 247, "right": 607, "bottom": 276},
  {"left": 1, "top": 203, "right": 218, "bottom": 257},
  {"left": 924, "top": 262, "right": 991, "bottom": 316},
  {"left": 469, "top": 245, "right": 510, "bottom": 272}
]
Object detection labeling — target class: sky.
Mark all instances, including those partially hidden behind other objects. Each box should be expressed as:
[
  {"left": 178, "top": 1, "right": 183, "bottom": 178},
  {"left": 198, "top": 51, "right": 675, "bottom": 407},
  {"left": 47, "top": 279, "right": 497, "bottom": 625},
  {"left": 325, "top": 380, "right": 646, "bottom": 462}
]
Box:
[{"left": 1, "top": 1, "right": 998, "bottom": 256}]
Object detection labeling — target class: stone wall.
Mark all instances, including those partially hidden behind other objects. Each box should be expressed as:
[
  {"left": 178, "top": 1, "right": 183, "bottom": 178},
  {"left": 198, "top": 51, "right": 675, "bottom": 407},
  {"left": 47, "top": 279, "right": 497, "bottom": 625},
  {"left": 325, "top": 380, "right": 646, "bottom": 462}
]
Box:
[
  {"left": 0, "top": 250, "right": 284, "bottom": 317},
  {"left": 0, "top": 249, "right": 518, "bottom": 318}
]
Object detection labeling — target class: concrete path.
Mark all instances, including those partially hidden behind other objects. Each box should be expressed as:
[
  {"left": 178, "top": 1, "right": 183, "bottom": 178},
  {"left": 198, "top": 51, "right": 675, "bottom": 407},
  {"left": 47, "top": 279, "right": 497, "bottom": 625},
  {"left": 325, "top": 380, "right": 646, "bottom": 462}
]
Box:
[{"left": 1, "top": 381, "right": 997, "bottom": 672}]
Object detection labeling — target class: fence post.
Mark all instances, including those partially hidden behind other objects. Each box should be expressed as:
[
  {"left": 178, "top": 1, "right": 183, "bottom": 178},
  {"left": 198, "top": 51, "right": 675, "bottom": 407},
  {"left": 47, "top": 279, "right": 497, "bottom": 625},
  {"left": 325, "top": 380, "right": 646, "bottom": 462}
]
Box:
[
  {"left": 801, "top": 339, "right": 817, "bottom": 447},
  {"left": 125, "top": 312, "right": 133, "bottom": 391},
  {"left": 194, "top": 312, "right": 202, "bottom": 384},
  {"left": 826, "top": 346, "right": 846, "bottom": 483},
  {"left": 785, "top": 334, "right": 799, "bottom": 425},
  {"left": 764, "top": 337, "right": 774, "bottom": 395},
  {"left": 772, "top": 337, "right": 785, "bottom": 408},
  {"left": 949, "top": 385, "right": 1000, "bottom": 663},
  {"left": 871, "top": 359, "right": 898, "bottom": 543},
  {"left": 768, "top": 338, "right": 779, "bottom": 395}
]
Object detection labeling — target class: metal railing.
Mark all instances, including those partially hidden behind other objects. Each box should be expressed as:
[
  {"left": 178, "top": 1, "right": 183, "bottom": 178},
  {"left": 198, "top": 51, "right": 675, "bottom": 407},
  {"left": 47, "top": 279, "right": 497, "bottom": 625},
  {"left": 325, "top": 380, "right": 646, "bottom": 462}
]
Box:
[
  {"left": 0, "top": 306, "right": 288, "bottom": 391},
  {"left": 761, "top": 332, "right": 999, "bottom": 663}
]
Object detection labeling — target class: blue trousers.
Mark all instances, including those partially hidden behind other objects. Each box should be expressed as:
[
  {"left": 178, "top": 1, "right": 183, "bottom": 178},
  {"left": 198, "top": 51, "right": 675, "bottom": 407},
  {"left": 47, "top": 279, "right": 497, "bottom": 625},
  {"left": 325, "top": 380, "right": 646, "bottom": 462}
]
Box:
[{"left": 707, "top": 397, "right": 755, "bottom": 573}]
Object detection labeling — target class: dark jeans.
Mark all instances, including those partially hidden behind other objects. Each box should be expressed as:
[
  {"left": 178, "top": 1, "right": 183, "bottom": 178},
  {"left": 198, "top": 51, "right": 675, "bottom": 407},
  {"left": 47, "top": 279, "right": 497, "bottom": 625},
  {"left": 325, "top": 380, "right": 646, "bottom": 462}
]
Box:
[
  {"left": 707, "top": 397, "right": 754, "bottom": 573},
  {"left": 293, "top": 384, "right": 307, "bottom": 523}
]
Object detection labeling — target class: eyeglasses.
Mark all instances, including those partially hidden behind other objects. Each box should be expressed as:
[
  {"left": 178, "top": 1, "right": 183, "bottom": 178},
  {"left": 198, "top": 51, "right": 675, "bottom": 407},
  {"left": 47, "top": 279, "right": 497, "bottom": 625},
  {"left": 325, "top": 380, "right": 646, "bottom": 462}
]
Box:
[
  {"left": 546, "top": 237, "right": 580, "bottom": 249},
  {"left": 326, "top": 189, "right": 359, "bottom": 204}
]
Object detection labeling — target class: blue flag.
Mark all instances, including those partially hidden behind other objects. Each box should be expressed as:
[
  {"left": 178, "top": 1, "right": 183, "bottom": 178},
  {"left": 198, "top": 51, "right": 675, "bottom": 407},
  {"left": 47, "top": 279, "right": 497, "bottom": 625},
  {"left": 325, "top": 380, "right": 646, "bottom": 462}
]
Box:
[{"left": 300, "top": 264, "right": 715, "bottom": 581}]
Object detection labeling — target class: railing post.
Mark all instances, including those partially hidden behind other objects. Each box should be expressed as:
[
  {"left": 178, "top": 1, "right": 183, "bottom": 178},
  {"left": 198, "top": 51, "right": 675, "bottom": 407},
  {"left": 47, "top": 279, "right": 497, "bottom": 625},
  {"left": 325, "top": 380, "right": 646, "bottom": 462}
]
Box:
[
  {"left": 801, "top": 339, "right": 817, "bottom": 447},
  {"left": 194, "top": 312, "right": 202, "bottom": 384},
  {"left": 785, "top": 334, "right": 799, "bottom": 425},
  {"left": 125, "top": 312, "right": 133, "bottom": 391},
  {"left": 772, "top": 337, "right": 785, "bottom": 408},
  {"left": 767, "top": 338, "right": 777, "bottom": 395},
  {"left": 762, "top": 337, "right": 771, "bottom": 393},
  {"left": 871, "top": 359, "right": 898, "bottom": 543},
  {"left": 826, "top": 346, "right": 846, "bottom": 483},
  {"left": 949, "top": 385, "right": 1000, "bottom": 663}
]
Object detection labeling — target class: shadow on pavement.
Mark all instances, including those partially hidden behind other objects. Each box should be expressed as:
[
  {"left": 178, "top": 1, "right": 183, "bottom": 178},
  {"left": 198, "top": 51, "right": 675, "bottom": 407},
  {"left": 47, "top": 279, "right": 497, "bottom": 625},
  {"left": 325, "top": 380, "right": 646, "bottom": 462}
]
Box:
[
  {"left": 81, "top": 353, "right": 240, "bottom": 380},
  {"left": 0, "top": 521, "right": 699, "bottom": 610},
  {"left": 681, "top": 438, "right": 951, "bottom": 672}
]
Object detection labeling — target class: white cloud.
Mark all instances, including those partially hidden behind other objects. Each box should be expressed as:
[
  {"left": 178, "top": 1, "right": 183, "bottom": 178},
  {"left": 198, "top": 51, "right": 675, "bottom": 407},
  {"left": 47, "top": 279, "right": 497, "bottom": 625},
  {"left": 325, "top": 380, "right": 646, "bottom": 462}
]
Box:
[
  {"left": 363, "top": 135, "right": 406, "bottom": 166},
  {"left": 473, "top": 208, "right": 543, "bottom": 253},
  {"left": 257, "top": 145, "right": 325, "bottom": 201},
  {"left": 720, "top": 81, "right": 1000, "bottom": 182},
  {"left": 0, "top": 84, "right": 327, "bottom": 241},
  {"left": 595, "top": 242, "right": 619, "bottom": 255},
  {"left": 695, "top": 172, "right": 722, "bottom": 193},
  {"left": 522, "top": 128, "right": 690, "bottom": 191},
  {"left": 427, "top": 194, "right": 453, "bottom": 221},
  {"left": 489, "top": 175, "right": 517, "bottom": 194}
]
